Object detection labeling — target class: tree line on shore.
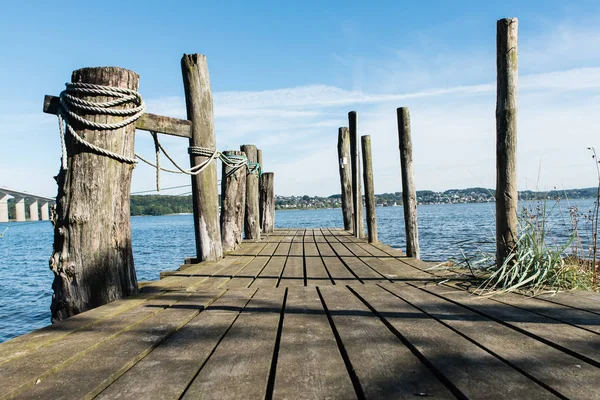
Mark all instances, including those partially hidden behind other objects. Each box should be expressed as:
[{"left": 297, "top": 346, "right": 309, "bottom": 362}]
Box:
[{"left": 2, "top": 187, "right": 595, "bottom": 218}]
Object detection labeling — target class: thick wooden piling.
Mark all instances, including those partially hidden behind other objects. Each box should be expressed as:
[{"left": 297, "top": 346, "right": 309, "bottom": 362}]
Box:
[
  {"left": 241, "top": 144, "right": 260, "bottom": 240},
  {"left": 361, "top": 135, "right": 378, "bottom": 243},
  {"left": 220, "top": 150, "right": 247, "bottom": 252},
  {"left": 337, "top": 127, "right": 353, "bottom": 231},
  {"left": 348, "top": 112, "right": 365, "bottom": 239},
  {"left": 182, "top": 54, "right": 222, "bottom": 262},
  {"left": 257, "top": 148, "right": 263, "bottom": 230},
  {"left": 496, "top": 18, "right": 519, "bottom": 267},
  {"left": 260, "top": 172, "right": 275, "bottom": 233},
  {"left": 397, "top": 107, "right": 420, "bottom": 259},
  {"left": 50, "top": 67, "right": 139, "bottom": 322}
]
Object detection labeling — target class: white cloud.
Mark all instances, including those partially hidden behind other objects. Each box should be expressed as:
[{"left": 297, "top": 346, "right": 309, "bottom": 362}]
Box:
[{"left": 2, "top": 21, "right": 599, "bottom": 198}]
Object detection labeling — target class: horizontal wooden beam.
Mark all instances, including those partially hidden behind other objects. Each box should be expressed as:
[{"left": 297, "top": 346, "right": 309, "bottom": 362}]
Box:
[{"left": 43, "top": 95, "right": 192, "bottom": 139}]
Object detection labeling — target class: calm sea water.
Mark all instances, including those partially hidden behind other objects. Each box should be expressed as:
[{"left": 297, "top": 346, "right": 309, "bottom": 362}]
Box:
[{"left": 0, "top": 199, "right": 595, "bottom": 343}]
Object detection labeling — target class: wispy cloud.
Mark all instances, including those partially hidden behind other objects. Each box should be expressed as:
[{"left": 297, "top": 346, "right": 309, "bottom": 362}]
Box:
[{"left": 2, "top": 20, "right": 599, "bottom": 197}]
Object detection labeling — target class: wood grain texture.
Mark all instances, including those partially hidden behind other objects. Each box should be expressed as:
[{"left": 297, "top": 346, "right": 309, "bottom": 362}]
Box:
[
  {"left": 241, "top": 144, "right": 261, "bottom": 240},
  {"left": 182, "top": 53, "right": 222, "bottom": 262},
  {"left": 221, "top": 150, "right": 247, "bottom": 252},
  {"left": 337, "top": 127, "right": 353, "bottom": 231},
  {"left": 50, "top": 67, "right": 139, "bottom": 322},
  {"left": 496, "top": 18, "right": 519, "bottom": 267},
  {"left": 44, "top": 95, "right": 193, "bottom": 138},
  {"left": 259, "top": 172, "right": 275, "bottom": 234},
  {"left": 361, "top": 135, "right": 378, "bottom": 243},
  {"left": 257, "top": 149, "right": 263, "bottom": 231},
  {"left": 397, "top": 107, "right": 420, "bottom": 259},
  {"left": 348, "top": 112, "right": 365, "bottom": 239}
]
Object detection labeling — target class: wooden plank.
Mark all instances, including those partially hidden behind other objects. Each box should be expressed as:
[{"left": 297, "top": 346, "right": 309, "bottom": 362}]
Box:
[
  {"left": 192, "top": 256, "right": 258, "bottom": 290},
  {"left": 5, "top": 290, "right": 223, "bottom": 399},
  {"left": 329, "top": 242, "right": 353, "bottom": 257},
  {"left": 318, "top": 286, "right": 452, "bottom": 398},
  {"left": 316, "top": 241, "right": 336, "bottom": 258},
  {"left": 343, "top": 242, "right": 373, "bottom": 257},
  {"left": 251, "top": 256, "right": 286, "bottom": 288},
  {"left": 288, "top": 242, "right": 303, "bottom": 257},
  {"left": 258, "top": 242, "right": 278, "bottom": 256},
  {"left": 533, "top": 292, "right": 600, "bottom": 316},
  {"left": 382, "top": 283, "right": 600, "bottom": 399},
  {"left": 0, "top": 293, "right": 159, "bottom": 366},
  {"left": 241, "top": 242, "right": 269, "bottom": 256},
  {"left": 322, "top": 257, "right": 359, "bottom": 285},
  {"left": 358, "top": 243, "right": 389, "bottom": 257},
  {"left": 264, "top": 235, "right": 285, "bottom": 243},
  {"left": 224, "top": 256, "right": 270, "bottom": 289},
  {"left": 43, "top": 95, "right": 193, "bottom": 138},
  {"left": 273, "top": 287, "right": 356, "bottom": 399},
  {"left": 340, "top": 256, "right": 388, "bottom": 283},
  {"left": 305, "top": 253, "right": 332, "bottom": 286},
  {"left": 143, "top": 257, "right": 243, "bottom": 292},
  {"left": 458, "top": 287, "right": 600, "bottom": 335},
  {"left": 279, "top": 255, "right": 305, "bottom": 287},
  {"left": 424, "top": 284, "right": 600, "bottom": 365},
  {"left": 352, "top": 284, "right": 556, "bottom": 399},
  {"left": 315, "top": 241, "right": 359, "bottom": 284},
  {"left": 367, "top": 256, "right": 435, "bottom": 282},
  {"left": 96, "top": 289, "right": 256, "bottom": 400},
  {"left": 182, "top": 288, "right": 286, "bottom": 399},
  {"left": 226, "top": 242, "right": 264, "bottom": 256},
  {"left": 273, "top": 242, "right": 291, "bottom": 256}
]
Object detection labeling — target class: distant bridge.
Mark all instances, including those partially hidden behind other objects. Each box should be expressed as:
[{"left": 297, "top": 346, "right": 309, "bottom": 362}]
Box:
[{"left": 0, "top": 187, "right": 55, "bottom": 222}]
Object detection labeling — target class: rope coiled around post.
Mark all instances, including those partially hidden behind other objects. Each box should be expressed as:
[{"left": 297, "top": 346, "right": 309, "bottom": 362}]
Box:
[
  {"left": 56, "top": 82, "right": 146, "bottom": 169},
  {"left": 55, "top": 82, "right": 262, "bottom": 191}
]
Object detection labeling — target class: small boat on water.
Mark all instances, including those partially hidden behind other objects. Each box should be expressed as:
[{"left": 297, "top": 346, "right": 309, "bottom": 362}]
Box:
[{"left": 0, "top": 227, "right": 7, "bottom": 238}]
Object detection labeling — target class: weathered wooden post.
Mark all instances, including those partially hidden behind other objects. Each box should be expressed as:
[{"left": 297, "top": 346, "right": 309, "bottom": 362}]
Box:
[
  {"left": 348, "top": 111, "right": 365, "bottom": 239},
  {"left": 260, "top": 172, "right": 275, "bottom": 233},
  {"left": 361, "top": 135, "right": 378, "bottom": 243},
  {"left": 257, "top": 148, "right": 263, "bottom": 230},
  {"left": 182, "top": 54, "right": 222, "bottom": 262},
  {"left": 50, "top": 67, "right": 139, "bottom": 322},
  {"left": 220, "top": 150, "right": 247, "bottom": 252},
  {"left": 257, "top": 149, "right": 263, "bottom": 171},
  {"left": 241, "top": 144, "right": 261, "bottom": 240},
  {"left": 337, "top": 127, "right": 353, "bottom": 231},
  {"left": 496, "top": 18, "right": 519, "bottom": 267},
  {"left": 397, "top": 107, "right": 420, "bottom": 259}
]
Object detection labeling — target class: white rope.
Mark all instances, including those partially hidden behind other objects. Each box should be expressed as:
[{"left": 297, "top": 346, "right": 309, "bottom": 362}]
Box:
[
  {"left": 57, "top": 82, "right": 145, "bottom": 168},
  {"left": 56, "top": 82, "right": 259, "bottom": 192}
]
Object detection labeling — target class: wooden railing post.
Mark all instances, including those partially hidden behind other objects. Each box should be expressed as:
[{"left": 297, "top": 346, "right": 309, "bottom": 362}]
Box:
[
  {"left": 496, "top": 18, "right": 519, "bottom": 267},
  {"left": 182, "top": 54, "right": 222, "bottom": 262},
  {"left": 220, "top": 150, "right": 247, "bottom": 252},
  {"left": 361, "top": 135, "right": 378, "bottom": 243},
  {"left": 397, "top": 107, "right": 420, "bottom": 259},
  {"left": 348, "top": 111, "right": 365, "bottom": 239},
  {"left": 50, "top": 67, "right": 139, "bottom": 322},
  {"left": 241, "top": 144, "right": 260, "bottom": 240},
  {"left": 260, "top": 172, "right": 275, "bottom": 233},
  {"left": 337, "top": 127, "right": 353, "bottom": 231}
]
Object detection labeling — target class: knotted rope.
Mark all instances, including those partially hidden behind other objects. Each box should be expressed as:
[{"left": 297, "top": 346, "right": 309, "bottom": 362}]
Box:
[
  {"left": 55, "top": 82, "right": 261, "bottom": 192},
  {"left": 56, "top": 82, "right": 145, "bottom": 169}
]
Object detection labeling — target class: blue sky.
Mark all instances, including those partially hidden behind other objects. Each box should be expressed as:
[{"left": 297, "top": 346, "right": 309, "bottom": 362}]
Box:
[{"left": 1, "top": 0, "right": 599, "bottom": 196}]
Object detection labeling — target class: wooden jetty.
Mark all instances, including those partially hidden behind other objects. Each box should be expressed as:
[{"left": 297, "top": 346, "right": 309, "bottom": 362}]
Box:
[
  {"left": 3, "top": 16, "right": 599, "bottom": 399},
  {"left": 1, "top": 229, "right": 599, "bottom": 399}
]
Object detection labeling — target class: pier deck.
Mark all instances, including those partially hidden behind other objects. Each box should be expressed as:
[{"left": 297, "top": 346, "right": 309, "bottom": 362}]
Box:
[{"left": 1, "top": 228, "right": 599, "bottom": 399}]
